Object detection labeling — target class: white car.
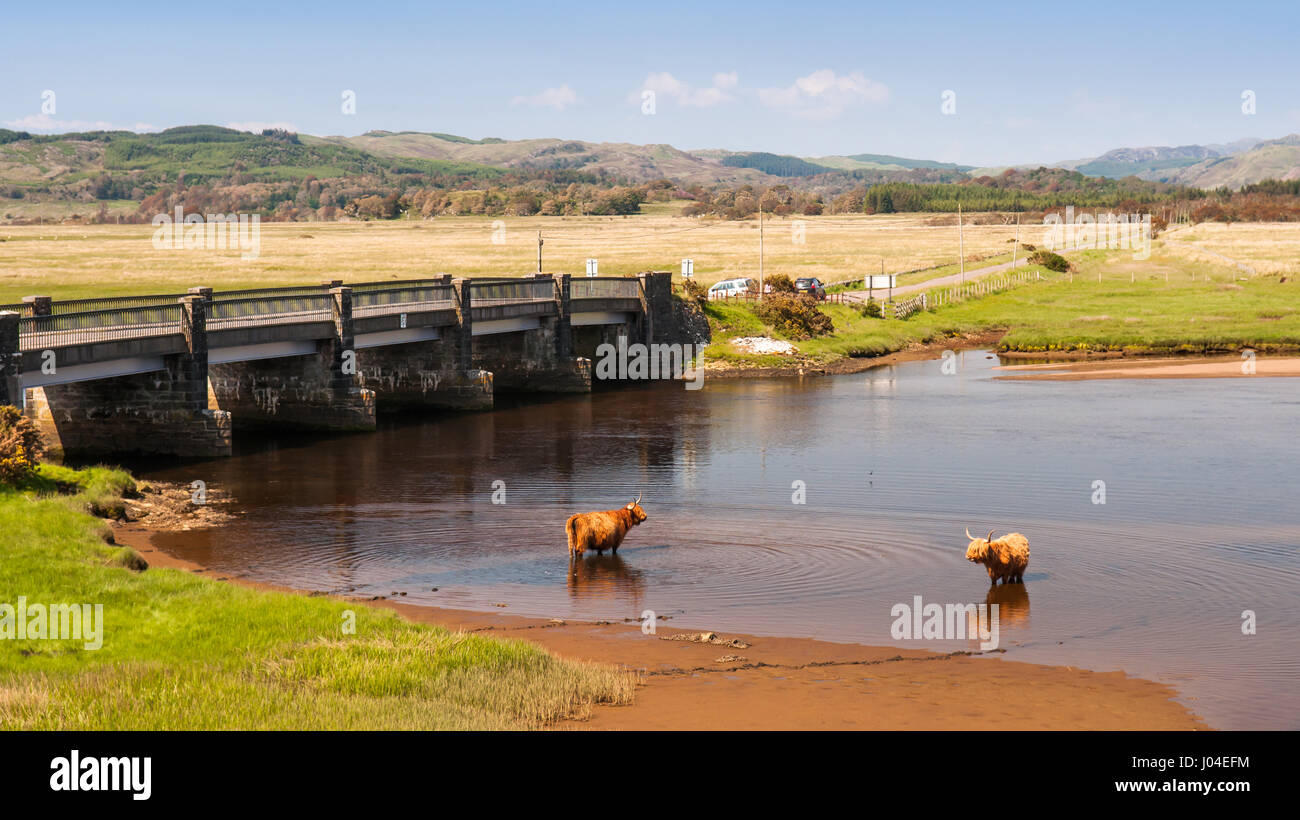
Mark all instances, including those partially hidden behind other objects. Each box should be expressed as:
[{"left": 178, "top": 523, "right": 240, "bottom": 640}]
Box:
[{"left": 707, "top": 277, "right": 756, "bottom": 300}]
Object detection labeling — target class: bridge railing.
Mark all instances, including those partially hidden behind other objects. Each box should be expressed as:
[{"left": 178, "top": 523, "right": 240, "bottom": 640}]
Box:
[
  {"left": 469, "top": 279, "right": 555, "bottom": 306},
  {"left": 0, "top": 303, "right": 29, "bottom": 318},
  {"left": 47, "top": 294, "right": 190, "bottom": 315},
  {"left": 353, "top": 285, "right": 455, "bottom": 317},
  {"left": 18, "top": 304, "right": 184, "bottom": 351},
  {"left": 570, "top": 278, "right": 641, "bottom": 300},
  {"left": 208, "top": 294, "right": 333, "bottom": 330},
  {"left": 212, "top": 285, "right": 332, "bottom": 301}
]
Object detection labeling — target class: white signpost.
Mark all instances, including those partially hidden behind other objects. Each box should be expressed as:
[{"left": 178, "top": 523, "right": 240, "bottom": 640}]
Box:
[
  {"left": 681, "top": 258, "right": 694, "bottom": 279},
  {"left": 585, "top": 258, "right": 599, "bottom": 277},
  {"left": 866, "top": 273, "right": 897, "bottom": 300}
]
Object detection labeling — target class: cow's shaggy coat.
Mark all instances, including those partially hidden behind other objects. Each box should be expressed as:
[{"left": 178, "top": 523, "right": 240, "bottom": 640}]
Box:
[
  {"left": 566, "top": 501, "right": 647, "bottom": 556},
  {"left": 964, "top": 529, "right": 1030, "bottom": 584}
]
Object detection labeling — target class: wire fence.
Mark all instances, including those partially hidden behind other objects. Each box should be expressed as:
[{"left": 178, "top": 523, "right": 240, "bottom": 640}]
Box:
[{"left": 886, "top": 269, "right": 1045, "bottom": 318}]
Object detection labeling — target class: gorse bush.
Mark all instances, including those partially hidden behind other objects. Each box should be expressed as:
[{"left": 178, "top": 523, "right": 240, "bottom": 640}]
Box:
[
  {"left": 764, "top": 273, "right": 797, "bottom": 293},
  {"left": 858, "top": 298, "right": 883, "bottom": 319},
  {"left": 753, "top": 293, "right": 835, "bottom": 340},
  {"left": 681, "top": 278, "right": 708, "bottom": 306},
  {"left": 0, "top": 405, "right": 44, "bottom": 485},
  {"left": 1028, "top": 250, "right": 1071, "bottom": 272}
]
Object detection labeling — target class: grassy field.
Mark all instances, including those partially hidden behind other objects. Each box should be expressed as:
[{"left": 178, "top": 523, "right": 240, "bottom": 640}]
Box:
[
  {"left": 0, "top": 466, "right": 633, "bottom": 729},
  {"left": 1161, "top": 222, "right": 1300, "bottom": 277},
  {"left": 0, "top": 213, "right": 1034, "bottom": 301},
  {"left": 704, "top": 248, "right": 1300, "bottom": 366}
]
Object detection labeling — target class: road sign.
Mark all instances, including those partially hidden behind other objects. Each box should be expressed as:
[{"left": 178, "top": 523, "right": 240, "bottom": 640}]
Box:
[
  {"left": 585, "top": 258, "right": 598, "bottom": 277},
  {"left": 681, "top": 258, "right": 694, "bottom": 278}
]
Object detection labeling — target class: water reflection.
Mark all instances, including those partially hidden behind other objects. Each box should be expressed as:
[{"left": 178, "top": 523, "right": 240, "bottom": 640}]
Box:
[
  {"left": 567, "top": 553, "right": 646, "bottom": 606},
  {"left": 986, "top": 582, "right": 1031, "bottom": 628}
]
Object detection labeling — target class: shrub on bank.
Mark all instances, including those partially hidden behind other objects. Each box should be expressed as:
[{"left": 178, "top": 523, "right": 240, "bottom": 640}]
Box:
[
  {"left": 753, "top": 292, "right": 835, "bottom": 340},
  {"left": 1028, "top": 250, "right": 1070, "bottom": 272},
  {"left": 681, "top": 278, "right": 708, "bottom": 306},
  {"left": 0, "top": 405, "right": 44, "bottom": 486},
  {"left": 764, "top": 273, "right": 797, "bottom": 293}
]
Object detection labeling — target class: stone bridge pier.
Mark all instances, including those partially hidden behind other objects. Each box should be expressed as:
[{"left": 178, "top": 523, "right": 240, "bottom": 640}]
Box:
[
  {"left": 18, "top": 295, "right": 231, "bottom": 459},
  {"left": 207, "top": 287, "right": 376, "bottom": 431},
  {"left": 470, "top": 274, "right": 592, "bottom": 394}
]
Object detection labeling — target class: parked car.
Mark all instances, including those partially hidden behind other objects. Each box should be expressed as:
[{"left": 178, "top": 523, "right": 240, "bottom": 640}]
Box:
[
  {"left": 794, "top": 277, "right": 827, "bottom": 300},
  {"left": 707, "top": 277, "right": 756, "bottom": 300}
]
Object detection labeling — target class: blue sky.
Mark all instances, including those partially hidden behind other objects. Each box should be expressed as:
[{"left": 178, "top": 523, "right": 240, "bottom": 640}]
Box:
[{"left": 2, "top": 0, "right": 1297, "bottom": 165}]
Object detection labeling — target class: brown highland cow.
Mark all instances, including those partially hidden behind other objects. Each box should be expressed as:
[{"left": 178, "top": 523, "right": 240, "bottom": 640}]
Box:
[{"left": 566, "top": 493, "right": 647, "bottom": 557}]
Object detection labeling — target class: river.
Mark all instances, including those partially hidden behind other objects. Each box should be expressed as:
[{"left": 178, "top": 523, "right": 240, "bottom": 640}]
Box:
[{"left": 140, "top": 351, "right": 1300, "bottom": 730}]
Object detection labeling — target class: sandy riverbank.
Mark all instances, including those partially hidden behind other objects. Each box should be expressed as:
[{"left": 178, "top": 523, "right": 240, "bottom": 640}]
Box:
[
  {"left": 995, "top": 355, "right": 1300, "bottom": 380},
  {"left": 113, "top": 519, "right": 1206, "bottom": 730}
]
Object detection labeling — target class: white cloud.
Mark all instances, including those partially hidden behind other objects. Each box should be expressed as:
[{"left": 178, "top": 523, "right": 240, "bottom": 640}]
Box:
[
  {"left": 2, "top": 113, "right": 155, "bottom": 132},
  {"left": 758, "top": 70, "right": 890, "bottom": 119},
  {"left": 226, "top": 121, "right": 299, "bottom": 133},
  {"left": 509, "top": 85, "right": 578, "bottom": 110},
  {"left": 632, "top": 71, "right": 739, "bottom": 108}
]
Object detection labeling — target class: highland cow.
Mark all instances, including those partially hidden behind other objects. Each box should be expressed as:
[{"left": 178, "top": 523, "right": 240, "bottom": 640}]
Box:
[
  {"left": 566, "top": 493, "right": 647, "bottom": 557},
  {"left": 964, "top": 528, "right": 1030, "bottom": 585}
]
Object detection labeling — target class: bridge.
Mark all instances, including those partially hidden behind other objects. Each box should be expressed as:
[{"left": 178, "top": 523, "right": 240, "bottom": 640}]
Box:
[{"left": 0, "top": 272, "right": 677, "bottom": 459}]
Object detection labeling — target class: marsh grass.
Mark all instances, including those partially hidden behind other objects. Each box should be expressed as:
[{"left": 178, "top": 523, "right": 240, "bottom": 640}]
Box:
[{"left": 0, "top": 466, "right": 634, "bottom": 729}]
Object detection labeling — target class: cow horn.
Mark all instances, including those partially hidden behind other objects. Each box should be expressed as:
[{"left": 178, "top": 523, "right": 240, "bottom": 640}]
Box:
[
  {"left": 634, "top": 491, "right": 642, "bottom": 505},
  {"left": 986, "top": 529, "right": 996, "bottom": 543},
  {"left": 965, "top": 527, "right": 975, "bottom": 540}
]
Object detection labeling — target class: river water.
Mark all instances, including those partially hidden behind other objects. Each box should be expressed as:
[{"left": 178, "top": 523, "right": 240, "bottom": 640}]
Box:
[{"left": 141, "top": 351, "right": 1300, "bottom": 729}]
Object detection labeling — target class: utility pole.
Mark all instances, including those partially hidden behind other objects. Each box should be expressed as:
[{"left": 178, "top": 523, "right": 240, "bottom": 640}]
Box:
[
  {"left": 1012, "top": 212, "right": 1020, "bottom": 269},
  {"left": 958, "top": 200, "right": 965, "bottom": 282},
  {"left": 758, "top": 201, "right": 765, "bottom": 300},
  {"left": 536, "top": 230, "right": 543, "bottom": 274}
]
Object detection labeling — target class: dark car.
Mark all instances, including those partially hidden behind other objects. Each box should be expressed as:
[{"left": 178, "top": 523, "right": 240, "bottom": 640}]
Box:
[{"left": 794, "top": 277, "right": 827, "bottom": 300}]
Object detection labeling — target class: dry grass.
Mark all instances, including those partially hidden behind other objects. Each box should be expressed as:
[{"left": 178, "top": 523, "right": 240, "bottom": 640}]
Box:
[
  {"left": 0, "top": 213, "right": 1038, "bottom": 301},
  {"left": 1160, "top": 222, "right": 1300, "bottom": 277}
]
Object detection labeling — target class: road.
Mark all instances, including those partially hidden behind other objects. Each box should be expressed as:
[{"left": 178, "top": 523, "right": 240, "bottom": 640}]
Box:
[{"left": 840, "top": 256, "right": 1032, "bottom": 304}]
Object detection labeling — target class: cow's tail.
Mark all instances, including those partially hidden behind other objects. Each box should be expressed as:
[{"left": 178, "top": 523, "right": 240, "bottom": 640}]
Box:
[{"left": 565, "top": 515, "right": 578, "bottom": 556}]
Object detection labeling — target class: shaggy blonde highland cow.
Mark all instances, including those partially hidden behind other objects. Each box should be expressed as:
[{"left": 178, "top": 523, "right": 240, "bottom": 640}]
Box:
[{"left": 964, "top": 528, "right": 1030, "bottom": 585}]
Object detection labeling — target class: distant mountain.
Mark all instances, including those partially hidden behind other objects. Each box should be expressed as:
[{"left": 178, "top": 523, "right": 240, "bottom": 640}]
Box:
[
  {"left": 807, "top": 153, "right": 974, "bottom": 173},
  {"left": 314, "top": 131, "right": 772, "bottom": 184},
  {"left": 1162, "top": 135, "right": 1300, "bottom": 188},
  {"left": 717, "top": 152, "right": 836, "bottom": 177},
  {"left": 1054, "top": 139, "right": 1264, "bottom": 181}
]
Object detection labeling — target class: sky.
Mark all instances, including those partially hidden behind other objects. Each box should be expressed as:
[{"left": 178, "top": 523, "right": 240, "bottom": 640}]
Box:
[{"left": 3, "top": 0, "right": 1298, "bottom": 166}]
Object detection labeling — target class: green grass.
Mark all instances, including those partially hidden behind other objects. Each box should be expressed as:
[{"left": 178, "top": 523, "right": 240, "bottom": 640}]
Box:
[
  {"left": 0, "top": 466, "right": 633, "bottom": 729},
  {"left": 703, "top": 249, "right": 1300, "bottom": 366}
]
